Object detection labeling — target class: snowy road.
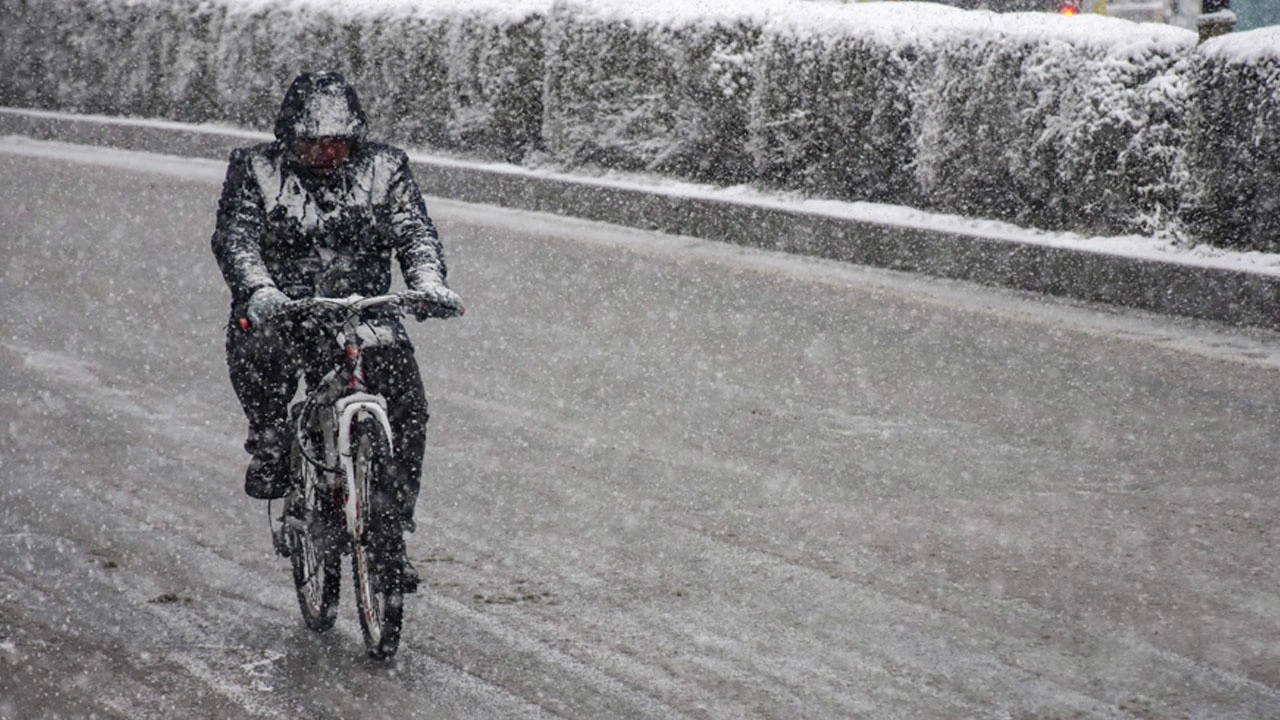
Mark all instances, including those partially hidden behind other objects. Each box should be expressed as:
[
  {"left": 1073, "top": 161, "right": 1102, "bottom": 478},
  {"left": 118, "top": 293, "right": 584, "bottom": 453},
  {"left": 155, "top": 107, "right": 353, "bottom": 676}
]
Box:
[{"left": 3, "top": 139, "right": 1280, "bottom": 719}]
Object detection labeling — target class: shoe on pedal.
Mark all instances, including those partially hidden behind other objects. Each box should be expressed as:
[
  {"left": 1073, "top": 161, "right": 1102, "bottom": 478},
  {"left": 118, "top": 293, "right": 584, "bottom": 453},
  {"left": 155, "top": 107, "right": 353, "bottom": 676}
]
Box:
[{"left": 244, "top": 448, "right": 290, "bottom": 500}]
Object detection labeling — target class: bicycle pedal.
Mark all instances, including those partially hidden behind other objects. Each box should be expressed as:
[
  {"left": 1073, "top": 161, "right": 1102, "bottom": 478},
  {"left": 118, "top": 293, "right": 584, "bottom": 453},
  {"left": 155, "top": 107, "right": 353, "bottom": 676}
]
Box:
[{"left": 268, "top": 501, "right": 288, "bottom": 558}]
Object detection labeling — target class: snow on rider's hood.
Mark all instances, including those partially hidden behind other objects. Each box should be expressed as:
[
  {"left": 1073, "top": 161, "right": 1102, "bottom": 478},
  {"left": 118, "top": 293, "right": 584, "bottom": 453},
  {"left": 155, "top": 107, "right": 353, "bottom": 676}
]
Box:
[{"left": 273, "top": 71, "right": 368, "bottom": 142}]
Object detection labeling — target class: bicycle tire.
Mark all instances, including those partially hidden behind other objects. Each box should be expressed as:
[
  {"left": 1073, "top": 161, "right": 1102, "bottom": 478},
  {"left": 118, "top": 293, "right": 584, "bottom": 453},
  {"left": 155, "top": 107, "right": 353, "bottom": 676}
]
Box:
[
  {"left": 349, "top": 416, "right": 404, "bottom": 660},
  {"left": 288, "top": 435, "right": 341, "bottom": 632}
]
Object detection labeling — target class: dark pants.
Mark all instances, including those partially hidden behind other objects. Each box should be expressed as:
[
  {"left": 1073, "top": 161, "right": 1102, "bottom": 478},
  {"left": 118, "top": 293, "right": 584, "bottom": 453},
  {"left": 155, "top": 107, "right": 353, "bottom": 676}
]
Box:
[{"left": 225, "top": 317, "right": 429, "bottom": 528}]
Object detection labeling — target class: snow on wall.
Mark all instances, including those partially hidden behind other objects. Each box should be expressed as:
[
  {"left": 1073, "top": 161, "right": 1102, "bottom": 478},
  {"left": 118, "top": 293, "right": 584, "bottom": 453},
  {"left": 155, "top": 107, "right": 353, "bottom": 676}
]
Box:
[{"left": 1, "top": 0, "right": 1276, "bottom": 250}]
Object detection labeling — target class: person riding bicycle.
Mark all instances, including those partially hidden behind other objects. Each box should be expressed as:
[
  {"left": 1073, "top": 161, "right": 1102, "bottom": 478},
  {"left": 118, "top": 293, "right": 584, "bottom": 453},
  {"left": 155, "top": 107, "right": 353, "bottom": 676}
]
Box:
[{"left": 211, "top": 71, "right": 462, "bottom": 588}]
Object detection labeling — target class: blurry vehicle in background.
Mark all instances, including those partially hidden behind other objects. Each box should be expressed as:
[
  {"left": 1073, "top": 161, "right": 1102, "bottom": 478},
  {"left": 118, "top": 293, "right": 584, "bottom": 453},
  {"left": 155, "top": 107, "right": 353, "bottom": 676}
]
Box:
[
  {"left": 1100, "top": 0, "right": 1279, "bottom": 29},
  {"left": 1099, "top": 0, "right": 1168, "bottom": 21},
  {"left": 869, "top": 0, "right": 1278, "bottom": 30},
  {"left": 964, "top": 0, "right": 1170, "bottom": 18},
  {"left": 1229, "top": 0, "right": 1280, "bottom": 30},
  {"left": 887, "top": 0, "right": 1137, "bottom": 15},
  {"left": 1097, "top": 0, "right": 1279, "bottom": 29},
  {"left": 947, "top": 0, "right": 1069, "bottom": 8}
]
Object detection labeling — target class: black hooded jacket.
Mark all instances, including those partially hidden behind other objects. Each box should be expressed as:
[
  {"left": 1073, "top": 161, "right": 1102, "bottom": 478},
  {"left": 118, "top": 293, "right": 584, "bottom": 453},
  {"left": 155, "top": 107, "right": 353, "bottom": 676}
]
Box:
[{"left": 211, "top": 72, "right": 447, "bottom": 313}]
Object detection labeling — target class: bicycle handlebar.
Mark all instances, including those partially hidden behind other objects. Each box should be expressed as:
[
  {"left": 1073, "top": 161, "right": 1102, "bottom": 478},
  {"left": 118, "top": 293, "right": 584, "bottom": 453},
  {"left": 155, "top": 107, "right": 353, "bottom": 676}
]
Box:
[
  {"left": 239, "top": 291, "right": 464, "bottom": 332},
  {"left": 282, "top": 293, "right": 405, "bottom": 315}
]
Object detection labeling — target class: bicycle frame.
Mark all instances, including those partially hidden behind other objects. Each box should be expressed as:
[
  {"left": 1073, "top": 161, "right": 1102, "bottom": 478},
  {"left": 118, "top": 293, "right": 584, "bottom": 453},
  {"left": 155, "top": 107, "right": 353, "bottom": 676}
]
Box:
[{"left": 293, "top": 295, "right": 401, "bottom": 541}]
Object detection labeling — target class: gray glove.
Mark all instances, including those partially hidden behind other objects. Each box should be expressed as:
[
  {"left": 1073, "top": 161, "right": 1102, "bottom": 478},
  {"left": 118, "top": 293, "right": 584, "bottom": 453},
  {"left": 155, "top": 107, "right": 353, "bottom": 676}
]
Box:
[
  {"left": 246, "top": 287, "right": 290, "bottom": 327},
  {"left": 405, "top": 285, "right": 464, "bottom": 320}
]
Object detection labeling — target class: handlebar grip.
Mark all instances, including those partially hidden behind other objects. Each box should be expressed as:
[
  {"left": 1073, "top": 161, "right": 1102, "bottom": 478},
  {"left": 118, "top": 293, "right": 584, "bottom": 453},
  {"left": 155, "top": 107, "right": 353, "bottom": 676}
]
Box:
[
  {"left": 239, "top": 299, "right": 313, "bottom": 333},
  {"left": 414, "top": 301, "right": 464, "bottom": 319}
]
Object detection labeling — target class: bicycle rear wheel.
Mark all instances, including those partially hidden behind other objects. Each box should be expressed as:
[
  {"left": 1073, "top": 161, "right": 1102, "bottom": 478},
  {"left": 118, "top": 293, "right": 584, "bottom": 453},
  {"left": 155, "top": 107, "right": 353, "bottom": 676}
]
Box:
[
  {"left": 349, "top": 417, "right": 404, "bottom": 660},
  {"left": 287, "top": 438, "right": 341, "bottom": 632}
]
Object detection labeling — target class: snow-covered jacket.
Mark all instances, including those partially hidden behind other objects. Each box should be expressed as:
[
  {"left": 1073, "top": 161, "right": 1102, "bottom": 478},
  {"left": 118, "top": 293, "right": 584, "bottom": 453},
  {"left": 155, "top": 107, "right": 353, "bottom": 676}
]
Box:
[{"left": 211, "top": 72, "right": 447, "bottom": 314}]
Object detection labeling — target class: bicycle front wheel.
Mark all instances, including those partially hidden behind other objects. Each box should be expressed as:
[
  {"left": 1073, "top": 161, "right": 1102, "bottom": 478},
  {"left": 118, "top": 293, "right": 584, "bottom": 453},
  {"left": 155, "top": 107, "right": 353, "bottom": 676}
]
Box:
[
  {"left": 288, "top": 438, "right": 341, "bottom": 632},
  {"left": 349, "top": 417, "right": 404, "bottom": 660}
]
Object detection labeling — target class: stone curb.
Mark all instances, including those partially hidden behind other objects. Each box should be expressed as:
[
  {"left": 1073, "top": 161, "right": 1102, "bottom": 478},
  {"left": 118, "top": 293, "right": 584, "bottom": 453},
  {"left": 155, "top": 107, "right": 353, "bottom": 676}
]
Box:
[{"left": 6, "top": 108, "right": 1278, "bottom": 332}]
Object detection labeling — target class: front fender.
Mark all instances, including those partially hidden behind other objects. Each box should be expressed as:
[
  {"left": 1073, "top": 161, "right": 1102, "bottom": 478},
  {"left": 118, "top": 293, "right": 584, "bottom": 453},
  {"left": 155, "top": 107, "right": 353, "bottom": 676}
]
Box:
[{"left": 336, "top": 392, "right": 395, "bottom": 538}]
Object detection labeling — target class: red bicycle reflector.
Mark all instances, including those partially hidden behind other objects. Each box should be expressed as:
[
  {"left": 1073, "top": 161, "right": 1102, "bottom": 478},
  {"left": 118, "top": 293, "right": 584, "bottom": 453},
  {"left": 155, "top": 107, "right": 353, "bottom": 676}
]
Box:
[
  {"left": 1059, "top": 1, "right": 1080, "bottom": 13},
  {"left": 239, "top": 317, "right": 250, "bottom": 331},
  {"left": 346, "top": 344, "right": 360, "bottom": 359}
]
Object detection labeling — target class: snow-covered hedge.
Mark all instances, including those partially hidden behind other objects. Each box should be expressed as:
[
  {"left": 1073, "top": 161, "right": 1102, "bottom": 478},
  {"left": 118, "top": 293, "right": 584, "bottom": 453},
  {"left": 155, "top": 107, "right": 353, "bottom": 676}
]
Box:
[
  {"left": 750, "top": 4, "right": 930, "bottom": 204},
  {"left": 444, "top": 10, "right": 546, "bottom": 162},
  {"left": 0, "top": 0, "right": 224, "bottom": 122},
  {"left": 205, "top": 0, "right": 549, "bottom": 159},
  {"left": 0, "top": 0, "right": 548, "bottom": 159},
  {"left": 908, "top": 14, "right": 1193, "bottom": 234},
  {"left": 1182, "top": 28, "right": 1280, "bottom": 251},
  {"left": 3, "top": 0, "right": 1278, "bottom": 249},
  {"left": 542, "top": 0, "right": 762, "bottom": 184}
]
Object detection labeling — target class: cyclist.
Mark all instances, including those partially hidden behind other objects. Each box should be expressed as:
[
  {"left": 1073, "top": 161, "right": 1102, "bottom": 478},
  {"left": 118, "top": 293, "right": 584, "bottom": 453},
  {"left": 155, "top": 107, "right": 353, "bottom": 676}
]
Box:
[{"left": 211, "top": 71, "right": 462, "bottom": 588}]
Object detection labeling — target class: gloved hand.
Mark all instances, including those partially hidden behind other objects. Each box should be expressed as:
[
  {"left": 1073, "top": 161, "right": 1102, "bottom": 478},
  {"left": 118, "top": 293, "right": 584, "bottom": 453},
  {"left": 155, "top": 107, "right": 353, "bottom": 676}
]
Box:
[
  {"left": 405, "top": 285, "right": 464, "bottom": 320},
  {"left": 246, "top": 286, "right": 290, "bottom": 328}
]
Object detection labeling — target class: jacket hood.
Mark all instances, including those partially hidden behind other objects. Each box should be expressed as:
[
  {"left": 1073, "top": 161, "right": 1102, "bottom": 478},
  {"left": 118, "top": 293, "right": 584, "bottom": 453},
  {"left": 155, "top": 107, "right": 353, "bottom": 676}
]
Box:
[{"left": 274, "top": 71, "right": 368, "bottom": 143}]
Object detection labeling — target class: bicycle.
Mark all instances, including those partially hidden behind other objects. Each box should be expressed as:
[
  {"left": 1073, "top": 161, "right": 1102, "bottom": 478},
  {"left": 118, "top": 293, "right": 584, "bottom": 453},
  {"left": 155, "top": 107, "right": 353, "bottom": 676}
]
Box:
[{"left": 258, "top": 290, "right": 461, "bottom": 659}]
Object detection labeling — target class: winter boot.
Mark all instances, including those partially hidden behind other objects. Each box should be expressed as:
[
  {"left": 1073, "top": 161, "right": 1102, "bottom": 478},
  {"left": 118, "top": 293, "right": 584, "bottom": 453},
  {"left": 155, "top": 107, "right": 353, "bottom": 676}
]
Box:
[{"left": 244, "top": 430, "right": 291, "bottom": 500}]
